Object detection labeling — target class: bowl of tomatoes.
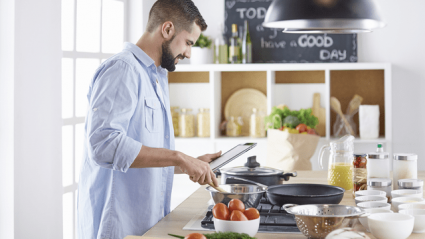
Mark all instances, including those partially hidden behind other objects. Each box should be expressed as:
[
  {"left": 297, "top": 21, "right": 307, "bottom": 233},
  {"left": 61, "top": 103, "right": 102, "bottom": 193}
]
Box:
[{"left": 212, "top": 199, "right": 260, "bottom": 237}]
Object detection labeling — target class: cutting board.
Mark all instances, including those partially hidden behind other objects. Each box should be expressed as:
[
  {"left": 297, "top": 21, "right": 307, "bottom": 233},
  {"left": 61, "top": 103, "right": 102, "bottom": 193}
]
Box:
[{"left": 312, "top": 93, "right": 326, "bottom": 136}]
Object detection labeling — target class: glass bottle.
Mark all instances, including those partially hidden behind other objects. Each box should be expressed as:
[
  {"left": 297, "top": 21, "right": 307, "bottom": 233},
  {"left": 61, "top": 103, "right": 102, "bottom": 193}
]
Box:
[
  {"left": 319, "top": 135, "right": 354, "bottom": 190},
  {"left": 197, "top": 108, "right": 210, "bottom": 137},
  {"left": 393, "top": 153, "right": 418, "bottom": 190},
  {"left": 242, "top": 20, "right": 252, "bottom": 64},
  {"left": 353, "top": 153, "right": 367, "bottom": 197},
  {"left": 229, "top": 24, "right": 241, "bottom": 64},
  {"left": 171, "top": 106, "right": 180, "bottom": 137},
  {"left": 367, "top": 144, "right": 390, "bottom": 179},
  {"left": 214, "top": 24, "right": 228, "bottom": 64},
  {"left": 226, "top": 116, "right": 241, "bottom": 137},
  {"left": 179, "top": 108, "right": 194, "bottom": 137},
  {"left": 250, "top": 108, "right": 265, "bottom": 137}
]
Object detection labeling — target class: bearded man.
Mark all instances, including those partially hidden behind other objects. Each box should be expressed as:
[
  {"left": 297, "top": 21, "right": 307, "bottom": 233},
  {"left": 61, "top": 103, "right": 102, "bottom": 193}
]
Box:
[{"left": 77, "top": 1, "right": 220, "bottom": 238}]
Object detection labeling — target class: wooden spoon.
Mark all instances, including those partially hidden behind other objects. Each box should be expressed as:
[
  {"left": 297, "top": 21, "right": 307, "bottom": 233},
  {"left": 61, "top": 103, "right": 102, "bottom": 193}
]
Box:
[
  {"left": 330, "top": 97, "right": 355, "bottom": 136},
  {"left": 208, "top": 183, "right": 228, "bottom": 193},
  {"left": 347, "top": 94, "right": 363, "bottom": 116}
]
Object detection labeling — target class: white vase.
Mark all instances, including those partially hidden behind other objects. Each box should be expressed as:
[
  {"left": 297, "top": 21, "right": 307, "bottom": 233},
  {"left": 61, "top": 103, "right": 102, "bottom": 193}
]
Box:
[{"left": 190, "top": 47, "right": 213, "bottom": 64}]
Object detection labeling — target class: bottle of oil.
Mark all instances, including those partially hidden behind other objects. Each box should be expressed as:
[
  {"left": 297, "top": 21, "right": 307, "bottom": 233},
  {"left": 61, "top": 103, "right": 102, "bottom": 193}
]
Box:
[
  {"left": 229, "top": 24, "right": 241, "bottom": 64},
  {"left": 242, "top": 20, "right": 252, "bottom": 64}
]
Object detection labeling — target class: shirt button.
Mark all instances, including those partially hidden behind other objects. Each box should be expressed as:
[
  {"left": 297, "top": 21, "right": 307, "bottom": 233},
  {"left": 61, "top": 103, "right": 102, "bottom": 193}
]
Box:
[{"left": 165, "top": 135, "right": 169, "bottom": 139}]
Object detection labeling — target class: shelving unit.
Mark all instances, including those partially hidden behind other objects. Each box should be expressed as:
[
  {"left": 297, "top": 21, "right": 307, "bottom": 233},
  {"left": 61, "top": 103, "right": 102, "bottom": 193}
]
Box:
[{"left": 168, "top": 63, "right": 392, "bottom": 168}]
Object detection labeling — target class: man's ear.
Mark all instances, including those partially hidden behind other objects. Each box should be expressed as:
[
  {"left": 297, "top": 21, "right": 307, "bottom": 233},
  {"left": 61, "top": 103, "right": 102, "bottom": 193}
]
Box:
[{"left": 161, "top": 21, "right": 175, "bottom": 40}]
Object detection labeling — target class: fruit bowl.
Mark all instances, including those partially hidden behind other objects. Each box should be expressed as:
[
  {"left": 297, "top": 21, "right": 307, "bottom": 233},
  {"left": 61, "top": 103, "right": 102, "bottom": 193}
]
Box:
[{"left": 213, "top": 217, "right": 260, "bottom": 237}]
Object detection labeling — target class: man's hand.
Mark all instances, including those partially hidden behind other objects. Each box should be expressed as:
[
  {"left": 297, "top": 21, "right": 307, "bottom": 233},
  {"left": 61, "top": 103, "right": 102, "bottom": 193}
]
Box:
[
  {"left": 197, "top": 151, "right": 222, "bottom": 163},
  {"left": 176, "top": 151, "right": 220, "bottom": 187}
]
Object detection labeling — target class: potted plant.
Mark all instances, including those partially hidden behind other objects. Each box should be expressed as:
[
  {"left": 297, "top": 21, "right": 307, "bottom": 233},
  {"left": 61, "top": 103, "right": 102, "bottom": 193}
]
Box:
[{"left": 190, "top": 33, "right": 213, "bottom": 64}]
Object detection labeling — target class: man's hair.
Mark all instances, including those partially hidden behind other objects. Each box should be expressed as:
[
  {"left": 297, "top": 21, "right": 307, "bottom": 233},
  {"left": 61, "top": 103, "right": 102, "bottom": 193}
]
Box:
[{"left": 146, "top": 0, "right": 207, "bottom": 33}]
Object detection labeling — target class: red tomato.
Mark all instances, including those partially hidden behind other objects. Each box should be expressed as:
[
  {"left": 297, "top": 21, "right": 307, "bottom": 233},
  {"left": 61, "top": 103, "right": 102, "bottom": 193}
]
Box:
[
  {"left": 212, "top": 203, "right": 230, "bottom": 220},
  {"left": 295, "top": 123, "right": 308, "bottom": 133},
  {"left": 228, "top": 199, "right": 245, "bottom": 213},
  {"left": 307, "top": 128, "right": 317, "bottom": 135},
  {"left": 244, "top": 208, "right": 260, "bottom": 220},
  {"left": 184, "top": 233, "right": 207, "bottom": 239},
  {"left": 279, "top": 126, "right": 285, "bottom": 131},
  {"left": 230, "top": 210, "right": 248, "bottom": 221}
]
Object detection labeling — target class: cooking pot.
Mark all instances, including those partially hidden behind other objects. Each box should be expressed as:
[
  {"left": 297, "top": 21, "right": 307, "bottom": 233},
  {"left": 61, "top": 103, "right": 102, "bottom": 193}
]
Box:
[{"left": 216, "top": 156, "right": 297, "bottom": 186}]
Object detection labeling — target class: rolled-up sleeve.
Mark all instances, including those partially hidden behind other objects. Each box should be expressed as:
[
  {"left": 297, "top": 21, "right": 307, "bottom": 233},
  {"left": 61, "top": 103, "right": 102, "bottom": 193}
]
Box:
[{"left": 86, "top": 60, "right": 142, "bottom": 172}]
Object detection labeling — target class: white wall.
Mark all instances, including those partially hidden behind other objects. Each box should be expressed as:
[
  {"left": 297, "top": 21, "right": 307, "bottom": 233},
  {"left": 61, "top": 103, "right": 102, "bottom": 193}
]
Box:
[
  {"left": 0, "top": 0, "right": 63, "bottom": 238},
  {"left": 358, "top": 0, "right": 425, "bottom": 170}
]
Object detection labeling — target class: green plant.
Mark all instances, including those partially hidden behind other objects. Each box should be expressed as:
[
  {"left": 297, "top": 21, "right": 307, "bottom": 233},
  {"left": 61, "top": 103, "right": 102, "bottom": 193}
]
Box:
[
  {"left": 265, "top": 106, "right": 319, "bottom": 130},
  {"left": 194, "top": 33, "right": 212, "bottom": 49}
]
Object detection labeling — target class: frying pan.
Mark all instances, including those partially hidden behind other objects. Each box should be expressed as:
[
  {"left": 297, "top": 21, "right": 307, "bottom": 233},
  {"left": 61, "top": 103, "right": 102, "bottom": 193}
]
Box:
[{"left": 228, "top": 177, "right": 345, "bottom": 206}]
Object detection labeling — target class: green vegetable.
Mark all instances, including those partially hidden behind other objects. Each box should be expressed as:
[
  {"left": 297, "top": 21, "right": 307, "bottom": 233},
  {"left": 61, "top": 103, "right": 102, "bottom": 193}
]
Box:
[
  {"left": 168, "top": 232, "right": 256, "bottom": 239},
  {"left": 264, "top": 106, "right": 319, "bottom": 130},
  {"left": 282, "top": 115, "right": 300, "bottom": 128},
  {"left": 194, "top": 33, "right": 212, "bottom": 49}
]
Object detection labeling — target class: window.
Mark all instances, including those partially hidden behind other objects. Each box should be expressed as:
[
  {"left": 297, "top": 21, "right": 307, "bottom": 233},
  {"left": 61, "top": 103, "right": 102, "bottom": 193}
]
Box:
[{"left": 61, "top": 0, "right": 127, "bottom": 238}]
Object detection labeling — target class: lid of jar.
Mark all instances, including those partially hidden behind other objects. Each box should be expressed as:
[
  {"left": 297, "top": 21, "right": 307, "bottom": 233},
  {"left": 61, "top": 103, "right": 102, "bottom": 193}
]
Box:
[
  {"left": 181, "top": 108, "right": 192, "bottom": 112},
  {"left": 367, "top": 178, "right": 392, "bottom": 186},
  {"left": 171, "top": 106, "right": 179, "bottom": 109},
  {"left": 393, "top": 153, "right": 418, "bottom": 161},
  {"left": 354, "top": 153, "right": 367, "bottom": 157},
  {"left": 199, "top": 108, "right": 210, "bottom": 112},
  {"left": 398, "top": 179, "right": 423, "bottom": 187},
  {"left": 367, "top": 152, "right": 389, "bottom": 159}
]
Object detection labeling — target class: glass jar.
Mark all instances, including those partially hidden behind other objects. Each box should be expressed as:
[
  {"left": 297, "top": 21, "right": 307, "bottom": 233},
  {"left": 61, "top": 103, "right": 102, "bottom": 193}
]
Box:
[
  {"left": 249, "top": 108, "right": 265, "bottom": 138},
  {"left": 393, "top": 153, "right": 418, "bottom": 190},
  {"left": 353, "top": 154, "right": 367, "bottom": 197},
  {"left": 226, "top": 116, "right": 241, "bottom": 137},
  {"left": 318, "top": 135, "right": 354, "bottom": 191},
  {"left": 367, "top": 144, "right": 390, "bottom": 179},
  {"left": 171, "top": 106, "right": 180, "bottom": 137},
  {"left": 398, "top": 179, "right": 423, "bottom": 192},
  {"left": 179, "top": 108, "right": 194, "bottom": 137},
  {"left": 197, "top": 108, "right": 210, "bottom": 137},
  {"left": 367, "top": 178, "right": 392, "bottom": 202}
]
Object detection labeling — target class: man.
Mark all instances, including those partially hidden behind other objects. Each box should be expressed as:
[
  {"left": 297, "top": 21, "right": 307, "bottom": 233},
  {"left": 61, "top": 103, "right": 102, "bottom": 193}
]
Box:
[{"left": 77, "top": 1, "right": 220, "bottom": 238}]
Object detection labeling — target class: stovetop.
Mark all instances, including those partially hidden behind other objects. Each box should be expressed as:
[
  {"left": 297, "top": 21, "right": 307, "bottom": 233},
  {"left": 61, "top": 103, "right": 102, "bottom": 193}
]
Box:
[{"left": 183, "top": 198, "right": 300, "bottom": 234}]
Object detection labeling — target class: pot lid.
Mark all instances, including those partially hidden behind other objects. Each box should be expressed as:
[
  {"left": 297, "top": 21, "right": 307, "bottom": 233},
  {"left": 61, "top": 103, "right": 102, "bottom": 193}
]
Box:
[{"left": 220, "top": 156, "right": 283, "bottom": 176}]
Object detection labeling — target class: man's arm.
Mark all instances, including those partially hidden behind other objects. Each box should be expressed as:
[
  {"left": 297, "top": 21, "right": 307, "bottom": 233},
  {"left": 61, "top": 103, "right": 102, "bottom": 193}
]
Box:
[{"left": 130, "top": 145, "right": 219, "bottom": 187}]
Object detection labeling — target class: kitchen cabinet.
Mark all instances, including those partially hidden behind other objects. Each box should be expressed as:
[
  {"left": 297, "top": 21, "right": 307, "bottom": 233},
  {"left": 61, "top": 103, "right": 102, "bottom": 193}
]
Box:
[{"left": 168, "top": 63, "right": 392, "bottom": 169}]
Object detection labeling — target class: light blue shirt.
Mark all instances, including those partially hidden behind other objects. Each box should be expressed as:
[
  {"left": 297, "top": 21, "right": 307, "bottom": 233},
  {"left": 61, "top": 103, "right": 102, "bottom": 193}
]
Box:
[{"left": 77, "top": 42, "right": 175, "bottom": 239}]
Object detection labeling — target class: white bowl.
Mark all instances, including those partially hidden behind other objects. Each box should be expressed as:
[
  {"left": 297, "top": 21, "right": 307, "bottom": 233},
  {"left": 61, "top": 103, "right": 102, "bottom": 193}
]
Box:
[
  {"left": 368, "top": 213, "right": 414, "bottom": 239},
  {"left": 213, "top": 217, "right": 260, "bottom": 237},
  {"left": 392, "top": 197, "right": 425, "bottom": 212},
  {"left": 357, "top": 202, "right": 391, "bottom": 210},
  {"left": 355, "top": 190, "right": 386, "bottom": 198},
  {"left": 359, "top": 208, "right": 393, "bottom": 232},
  {"left": 399, "top": 203, "right": 425, "bottom": 211},
  {"left": 400, "top": 209, "right": 425, "bottom": 233},
  {"left": 392, "top": 189, "right": 423, "bottom": 199},
  {"left": 355, "top": 195, "right": 387, "bottom": 205}
]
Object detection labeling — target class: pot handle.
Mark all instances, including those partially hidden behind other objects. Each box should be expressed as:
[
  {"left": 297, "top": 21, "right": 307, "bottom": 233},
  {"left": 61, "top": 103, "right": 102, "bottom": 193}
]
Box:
[
  {"left": 214, "top": 169, "right": 221, "bottom": 178},
  {"left": 227, "top": 176, "right": 268, "bottom": 190},
  {"left": 282, "top": 204, "right": 298, "bottom": 213},
  {"left": 280, "top": 171, "right": 297, "bottom": 181}
]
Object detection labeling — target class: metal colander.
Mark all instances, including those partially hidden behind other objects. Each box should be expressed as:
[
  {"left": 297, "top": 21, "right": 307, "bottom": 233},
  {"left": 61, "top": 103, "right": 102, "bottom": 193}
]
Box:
[{"left": 283, "top": 204, "right": 365, "bottom": 239}]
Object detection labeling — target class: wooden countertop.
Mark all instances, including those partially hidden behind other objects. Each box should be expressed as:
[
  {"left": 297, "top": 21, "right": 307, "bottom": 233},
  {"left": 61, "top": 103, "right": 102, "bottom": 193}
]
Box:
[{"left": 126, "top": 171, "right": 425, "bottom": 239}]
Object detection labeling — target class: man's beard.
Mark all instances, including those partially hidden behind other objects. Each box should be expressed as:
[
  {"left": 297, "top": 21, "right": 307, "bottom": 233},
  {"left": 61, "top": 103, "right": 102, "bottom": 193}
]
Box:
[{"left": 161, "top": 36, "right": 183, "bottom": 72}]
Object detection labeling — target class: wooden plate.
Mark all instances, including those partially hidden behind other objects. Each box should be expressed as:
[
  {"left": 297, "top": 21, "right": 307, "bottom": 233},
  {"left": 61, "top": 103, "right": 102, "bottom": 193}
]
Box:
[{"left": 224, "top": 88, "right": 267, "bottom": 136}]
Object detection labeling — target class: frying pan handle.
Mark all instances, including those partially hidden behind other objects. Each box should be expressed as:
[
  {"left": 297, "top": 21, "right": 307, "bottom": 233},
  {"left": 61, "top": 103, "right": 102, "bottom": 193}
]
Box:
[
  {"left": 280, "top": 171, "right": 297, "bottom": 181},
  {"left": 227, "top": 176, "right": 268, "bottom": 189},
  {"left": 282, "top": 204, "right": 298, "bottom": 213}
]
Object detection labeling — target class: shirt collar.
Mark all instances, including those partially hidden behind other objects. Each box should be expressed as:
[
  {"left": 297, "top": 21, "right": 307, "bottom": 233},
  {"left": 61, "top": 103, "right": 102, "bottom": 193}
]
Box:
[{"left": 123, "top": 42, "right": 167, "bottom": 76}]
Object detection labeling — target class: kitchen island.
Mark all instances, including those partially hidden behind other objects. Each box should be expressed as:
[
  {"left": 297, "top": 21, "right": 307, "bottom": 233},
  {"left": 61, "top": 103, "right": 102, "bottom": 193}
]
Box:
[{"left": 126, "top": 170, "right": 425, "bottom": 239}]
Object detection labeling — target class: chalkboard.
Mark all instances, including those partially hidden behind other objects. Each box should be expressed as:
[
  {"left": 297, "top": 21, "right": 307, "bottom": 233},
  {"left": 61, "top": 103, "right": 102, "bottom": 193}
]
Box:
[{"left": 224, "top": 0, "right": 358, "bottom": 63}]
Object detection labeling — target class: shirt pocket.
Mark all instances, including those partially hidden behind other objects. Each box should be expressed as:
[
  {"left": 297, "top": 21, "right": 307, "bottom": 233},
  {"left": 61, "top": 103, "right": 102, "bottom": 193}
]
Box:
[{"left": 145, "top": 97, "right": 161, "bottom": 133}]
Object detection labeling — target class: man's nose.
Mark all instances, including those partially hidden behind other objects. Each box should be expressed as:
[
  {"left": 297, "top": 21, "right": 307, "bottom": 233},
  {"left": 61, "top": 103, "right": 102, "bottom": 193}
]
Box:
[{"left": 185, "top": 47, "right": 191, "bottom": 59}]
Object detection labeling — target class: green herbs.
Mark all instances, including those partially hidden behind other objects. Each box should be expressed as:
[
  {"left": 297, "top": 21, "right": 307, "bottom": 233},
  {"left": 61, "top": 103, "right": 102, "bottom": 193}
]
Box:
[
  {"left": 265, "top": 106, "right": 319, "bottom": 130},
  {"left": 194, "top": 33, "right": 212, "bottom": 48},
  {"left": 204, "top": 232, "right": 256, "bottom": 239}
]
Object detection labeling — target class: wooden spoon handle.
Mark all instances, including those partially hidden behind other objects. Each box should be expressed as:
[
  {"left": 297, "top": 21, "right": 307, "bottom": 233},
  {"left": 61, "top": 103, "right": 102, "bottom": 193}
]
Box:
[{"left": 208, "top": 183, "right": 228, "bottom": 193}]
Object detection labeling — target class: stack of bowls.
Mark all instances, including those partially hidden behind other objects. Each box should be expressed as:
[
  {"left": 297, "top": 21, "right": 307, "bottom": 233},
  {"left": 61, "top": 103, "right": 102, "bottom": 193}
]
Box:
[
  {"left": 399, "top": 204, "right": 425, "bottom": 233},
  {"left": 355, "top": 190, "right": 391, "bottom": 210},
  {"left": 391, "top": 197, "right": 425, "bottom": 212}
]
